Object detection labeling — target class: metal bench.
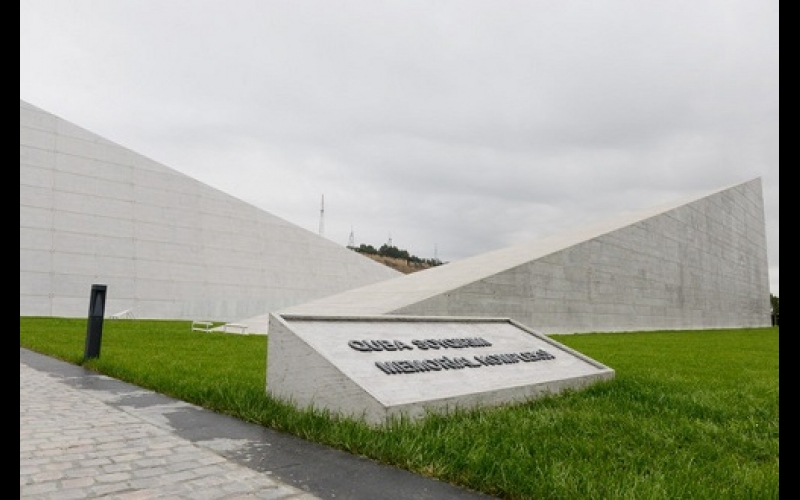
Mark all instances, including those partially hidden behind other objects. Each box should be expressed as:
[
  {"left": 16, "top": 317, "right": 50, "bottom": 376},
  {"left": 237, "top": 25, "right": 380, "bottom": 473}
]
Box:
[
  {"left": 191, "top": 320, "right": 214, "bottom": 333},
  {"left": 222, "top": 323, "right": 248, "bottom": 334},
  {"left": 110, "top": 309, "right": 135, "bottom": 320}
]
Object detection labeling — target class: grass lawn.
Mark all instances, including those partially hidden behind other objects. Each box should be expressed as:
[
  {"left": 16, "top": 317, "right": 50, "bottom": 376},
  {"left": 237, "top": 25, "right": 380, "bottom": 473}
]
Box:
[{"left": 20, "top": 317, "right": 779, "bottom": 499}]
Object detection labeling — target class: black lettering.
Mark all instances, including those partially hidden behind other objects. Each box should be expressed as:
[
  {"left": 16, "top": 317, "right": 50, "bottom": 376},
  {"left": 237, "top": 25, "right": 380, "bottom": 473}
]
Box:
[
  {"left": 378, "top": 340, "right": 396, "bottom": 351},
  {"left": 412, "top": 340, "right": 428, "bottom": 350},
  {"left": 410, "top": 360, "right": 431, "bottom": 372},
  {"left": 537, "top": 349, "right": 555, "bottom": 360},
  {"left": 375, "top": 361, "right": 402, "bottom": 374},
  {"left": 485, "top": 355, "right": 502, "bottom": 365},
  {"left": 437, "top": 356, "right": 457, "bottom": 369},
  {"left": 474, "top": 355, "right": 490, "bottom": 366},
  {"left": 365, "top": 340, "right": 384, "bottom": 351},
  {"left": 396, "top": 341, "right": 414, "bottom": 351},
  {"left": 498, "top": 353, "right": 520, "bottom": 364},
  {"left": 424, "top": 359, "right": 442, "bottom": 370},
  {"left": 474, "top": 337, "right": 492, "bottom": 347},
  {"left": 458, "top": 356, "right": 482, "bottom": 368},
  {"left": 349, "top": 340, "right": 372, "bottom": 352},
  {"left": 397, "top": 361, "right": 416, "bottom": 373}
]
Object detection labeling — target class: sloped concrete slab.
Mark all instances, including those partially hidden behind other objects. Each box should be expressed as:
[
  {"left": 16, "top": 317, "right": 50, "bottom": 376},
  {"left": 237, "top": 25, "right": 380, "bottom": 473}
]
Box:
[
  {"left": 278, "top": 178, "right": 771, "bottom": 335},
  {"left": 267, "top": 314, "right": 614, "bottom": 426}
]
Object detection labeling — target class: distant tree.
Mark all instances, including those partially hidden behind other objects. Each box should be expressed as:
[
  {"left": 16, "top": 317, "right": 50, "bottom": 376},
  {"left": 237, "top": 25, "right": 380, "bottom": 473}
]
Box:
[
  {"left": 770, "top": 293, "right": 779, "bottom": 326},
  {"left": 355, "top": 241, "right": 444, "bottom": 268},
  {"left": 378, "top": 244, "right": 409, "bottom": 260},
  {"left": 357, "top": 244, "right": 378, "bottom": 255}
]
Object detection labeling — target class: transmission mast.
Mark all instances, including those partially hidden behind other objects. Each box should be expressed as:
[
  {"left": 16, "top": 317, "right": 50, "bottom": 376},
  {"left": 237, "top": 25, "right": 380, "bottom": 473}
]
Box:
[
  {"left": 318, "top": 194, "right": 325, "bottom": 237},
  {"left": 348, "top": 226, "right": 355, "bottom": 248}
]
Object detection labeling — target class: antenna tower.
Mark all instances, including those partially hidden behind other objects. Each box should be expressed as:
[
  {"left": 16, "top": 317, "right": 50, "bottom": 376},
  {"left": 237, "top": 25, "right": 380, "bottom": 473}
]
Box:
[
  {"left": 387, "top": 232, "right": 393, "bottom": 247},
  {"left": 318, "top": 195, "right": 325, "bottom": 237},
  {"left": 348, "top": 226, "right": 355, "bottom": 247}
]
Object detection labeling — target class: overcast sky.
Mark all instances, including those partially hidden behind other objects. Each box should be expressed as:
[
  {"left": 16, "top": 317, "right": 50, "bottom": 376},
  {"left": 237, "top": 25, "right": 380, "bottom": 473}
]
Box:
[{"left": 20, "top": 0, "right": 779, "bottom": 296}]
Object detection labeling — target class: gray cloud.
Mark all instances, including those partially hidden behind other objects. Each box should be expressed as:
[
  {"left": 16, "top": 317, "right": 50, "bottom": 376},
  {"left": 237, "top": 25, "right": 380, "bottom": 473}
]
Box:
[{"left": 20, "top": 0, "right": 779, "bottom": 295}]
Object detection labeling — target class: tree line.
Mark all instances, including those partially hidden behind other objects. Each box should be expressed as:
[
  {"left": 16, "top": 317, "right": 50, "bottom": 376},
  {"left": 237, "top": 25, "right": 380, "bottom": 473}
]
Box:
[
  {"left": 348, "top": 243, "right": 444, "bottom": 267},
  {"left": 771, "top": 293, "right": 779, "bottom": 326}
]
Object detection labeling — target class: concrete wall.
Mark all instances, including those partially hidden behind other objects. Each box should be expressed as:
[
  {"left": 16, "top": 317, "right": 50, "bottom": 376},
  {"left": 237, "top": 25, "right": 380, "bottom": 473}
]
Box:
[
  {"left": 279, "top": 179, "right": 771, "bottom": 334},
  {"left": 19, "top": 99, "right": 400, "bottom": 324}
]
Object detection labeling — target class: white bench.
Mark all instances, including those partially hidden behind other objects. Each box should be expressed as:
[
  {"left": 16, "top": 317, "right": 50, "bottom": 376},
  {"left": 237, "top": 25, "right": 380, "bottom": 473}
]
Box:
[
  {"left": 110, "top": 309, "right": 135, "bottom": 320},
  {"left": 191, "top": 320, "right": 214, "bottom": 333},
  {"left": 222, "top": 323, "right": 248, "bottom": 334}
]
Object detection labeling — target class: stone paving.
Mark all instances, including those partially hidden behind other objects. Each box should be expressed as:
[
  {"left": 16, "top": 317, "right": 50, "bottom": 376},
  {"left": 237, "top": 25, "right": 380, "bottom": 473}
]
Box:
[
  {"left": 20, "top": 347, "right": 494, "bottom": 500},
  {"left": 20, "top": 361, "right": 319, "bottom": 500}
]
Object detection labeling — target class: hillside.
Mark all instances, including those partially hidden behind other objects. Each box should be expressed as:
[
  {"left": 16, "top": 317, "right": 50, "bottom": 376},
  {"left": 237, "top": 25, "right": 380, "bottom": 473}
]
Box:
[{"left": 364, "top": 254, "right": 436, "bottom": 274}]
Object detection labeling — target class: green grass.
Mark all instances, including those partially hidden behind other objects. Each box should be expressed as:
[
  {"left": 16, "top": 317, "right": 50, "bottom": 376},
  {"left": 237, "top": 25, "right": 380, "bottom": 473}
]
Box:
[{"left": 20, "top": 317, "right": 779, "bottom": 499}]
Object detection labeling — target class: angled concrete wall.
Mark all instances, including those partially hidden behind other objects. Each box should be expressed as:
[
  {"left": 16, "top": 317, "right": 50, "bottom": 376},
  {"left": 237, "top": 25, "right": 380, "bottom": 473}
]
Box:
[
  {"left": 20, "top": 99, "right": 400, "bottom": 323},
  {"left": 278, "top": 179, "right": 771, "bottom": 334}
]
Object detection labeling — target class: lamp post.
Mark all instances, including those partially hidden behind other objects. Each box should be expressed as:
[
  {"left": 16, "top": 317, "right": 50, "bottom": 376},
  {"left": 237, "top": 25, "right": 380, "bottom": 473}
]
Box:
[{"left": 84, "top": 284, "right": 107, "bottom": 361}]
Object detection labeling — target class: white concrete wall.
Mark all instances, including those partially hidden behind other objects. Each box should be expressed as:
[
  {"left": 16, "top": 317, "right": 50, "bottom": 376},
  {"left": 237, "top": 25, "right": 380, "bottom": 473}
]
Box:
[
  {"left": 280, "top": 179, "right": 772, "bottom": 334},
  {"left": 396, "top": 179, "right": 771, "bottom": 333},
  {"left": 19, "top": 100, "right": 400, "bottom": 323}
]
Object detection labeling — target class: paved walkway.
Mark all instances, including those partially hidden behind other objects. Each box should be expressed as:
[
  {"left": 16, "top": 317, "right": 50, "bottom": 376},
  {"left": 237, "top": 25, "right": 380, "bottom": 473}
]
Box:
[{"left": 20, "top": 348, "right": 493, "bottom": 499}]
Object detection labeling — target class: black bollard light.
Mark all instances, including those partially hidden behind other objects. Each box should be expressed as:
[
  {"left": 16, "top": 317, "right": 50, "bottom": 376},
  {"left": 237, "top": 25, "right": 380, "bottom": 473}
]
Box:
[{"left": 84, "top": 284, "right": 107, "bottom": 361}]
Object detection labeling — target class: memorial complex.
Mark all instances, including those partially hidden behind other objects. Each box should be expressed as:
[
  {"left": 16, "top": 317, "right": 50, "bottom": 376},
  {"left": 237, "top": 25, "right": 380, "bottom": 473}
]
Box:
[
  {"left": 20, "top": 98, "right": 771, "bottom": 424},
  {"left": 21, "top": 99, "right": 771, "bottom": 335}
]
